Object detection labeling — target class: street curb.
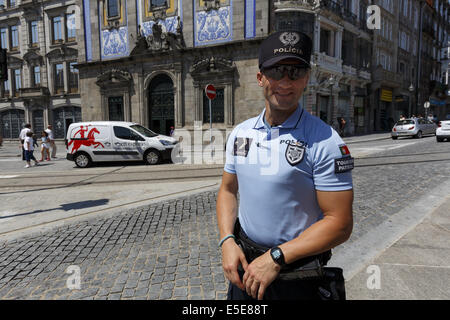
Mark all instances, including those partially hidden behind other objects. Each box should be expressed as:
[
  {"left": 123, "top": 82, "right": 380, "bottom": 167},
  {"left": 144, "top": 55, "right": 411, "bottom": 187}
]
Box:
[{"left": 328, "top": 178, "right": 450, "bottom": 282}]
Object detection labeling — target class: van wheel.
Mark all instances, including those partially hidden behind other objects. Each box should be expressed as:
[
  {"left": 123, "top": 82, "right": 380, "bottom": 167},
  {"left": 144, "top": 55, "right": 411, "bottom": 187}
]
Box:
[
  {"left": 144, "top": 149, "right": 161, "bottom": 165},
  {"left": 74, "top": 152, "right": 92, "bottom": 168}
]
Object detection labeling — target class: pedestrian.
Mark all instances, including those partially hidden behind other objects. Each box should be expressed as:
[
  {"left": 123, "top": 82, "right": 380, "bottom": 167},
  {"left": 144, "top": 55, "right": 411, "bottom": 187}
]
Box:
[
  {"left": 23, "top": 131, "right": 39, "bottom": 168},
  {"left": 45, "top": 124, "right": 57, "bottom": 158},
  {"left": 32, "top": 133, "right": 39, "bottom": 149},
  {"left": 169, "top": 126, "right": 175, "bottom": 136},
  {"left": 19, "top": 123, "right": 31, "bottom": 160},
  {"left": 217, "top": 30, "right": 353, "bottom": 301},
  {"left": 427, "top": 114, "right": 433, "bottom": 122},
  {"left": 40, "top": 130, "right": 51, "bottom": 161},
  {"left": 399, "top": 115, "right": 405, "bottom": 120},
  {"left": 338, "top": 117, "right": 346, "bottom": 137}
]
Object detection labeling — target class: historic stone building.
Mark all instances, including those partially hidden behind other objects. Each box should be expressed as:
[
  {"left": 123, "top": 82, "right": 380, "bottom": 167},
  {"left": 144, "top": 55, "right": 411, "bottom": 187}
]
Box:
[
  {"left": 0, "top": 0, "right": 81, "bottom": 140},
  {"left": 76, "top": 0, "right": 270, "bottom": 139},
  {"left": 74, "top": 0, "right": 377, "bottom": 139}
]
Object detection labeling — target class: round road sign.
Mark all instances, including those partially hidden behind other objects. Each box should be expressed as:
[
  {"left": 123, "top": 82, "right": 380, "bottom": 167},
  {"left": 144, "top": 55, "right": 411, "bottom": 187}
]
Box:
[
  {"left": 424, "top": 101, "right": 430, "bottom": 109},
  {"left": 205, "top": 84, "right": 216, "bottom": 100}
]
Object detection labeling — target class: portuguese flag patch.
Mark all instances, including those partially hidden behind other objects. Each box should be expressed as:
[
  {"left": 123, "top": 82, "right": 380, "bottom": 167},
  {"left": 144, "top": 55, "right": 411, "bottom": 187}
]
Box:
[{"left": 339, "top": 145, "right": 350, "bottom": 156}]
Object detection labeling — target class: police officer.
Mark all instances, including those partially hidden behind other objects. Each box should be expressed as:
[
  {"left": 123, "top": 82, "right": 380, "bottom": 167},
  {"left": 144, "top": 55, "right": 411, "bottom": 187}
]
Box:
[{"left": 216, "top": 30, "right": 354, "bottom": 300}]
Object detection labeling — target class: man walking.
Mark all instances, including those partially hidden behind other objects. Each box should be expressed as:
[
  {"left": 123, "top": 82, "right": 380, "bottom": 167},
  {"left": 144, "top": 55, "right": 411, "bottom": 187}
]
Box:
[
  {"left": 217, "top": 30, "right": 354, "bottom": 300},
  {"left": 19, "top": 123, "right": 32, "bottom": 160},
  {"left": 45, "top": 124, "right": 57, "bottom": 158}
]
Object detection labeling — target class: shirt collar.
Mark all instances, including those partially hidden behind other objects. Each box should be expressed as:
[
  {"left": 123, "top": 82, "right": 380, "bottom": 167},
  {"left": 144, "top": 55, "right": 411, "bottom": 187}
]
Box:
[{"left": 253, "top": 104, "right": 304, "bottom": 130}]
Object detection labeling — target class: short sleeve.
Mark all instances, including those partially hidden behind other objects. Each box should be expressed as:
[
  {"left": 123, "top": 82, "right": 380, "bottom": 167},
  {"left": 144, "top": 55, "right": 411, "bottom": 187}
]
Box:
[
  {"left": 224, "top": 127, "right": 237, "bottom": 175},
  {"left": 312, "top": 130, "right": 353, "bottom": 191}
]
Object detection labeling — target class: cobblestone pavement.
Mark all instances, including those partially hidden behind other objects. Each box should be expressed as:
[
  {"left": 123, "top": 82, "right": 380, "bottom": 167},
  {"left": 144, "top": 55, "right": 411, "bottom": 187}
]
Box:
[{"left": 0, "top": 137, "right": 449, "bottom": 299}]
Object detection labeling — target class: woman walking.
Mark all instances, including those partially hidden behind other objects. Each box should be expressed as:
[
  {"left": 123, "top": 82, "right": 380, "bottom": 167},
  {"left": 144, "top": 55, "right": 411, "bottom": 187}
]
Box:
[{"left": 40, "top": 131, "right": 51, "bottom": 161}]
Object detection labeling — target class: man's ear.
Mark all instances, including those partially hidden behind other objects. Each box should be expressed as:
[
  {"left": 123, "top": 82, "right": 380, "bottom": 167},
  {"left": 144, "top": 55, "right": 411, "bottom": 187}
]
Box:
[{"left": 257, "top": 72, "right": 264, "bottom": 87}]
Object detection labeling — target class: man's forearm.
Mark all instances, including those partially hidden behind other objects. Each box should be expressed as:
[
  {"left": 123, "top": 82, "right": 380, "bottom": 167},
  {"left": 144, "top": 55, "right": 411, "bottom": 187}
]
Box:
[
  {"left": 279, "top": 214, "right": 353, "bottom": 264},
  {"left": 216, "top": 188, "right": 238, "bottom": 239}
]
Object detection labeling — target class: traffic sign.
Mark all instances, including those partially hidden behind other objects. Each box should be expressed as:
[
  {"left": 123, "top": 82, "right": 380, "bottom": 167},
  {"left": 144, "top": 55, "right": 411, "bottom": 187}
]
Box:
[
  {"left": 205, "top": 84, "right": 216, "bottom": 100},
  {"left": 424, "top": 101, "right": 430, "bottom": 109}
]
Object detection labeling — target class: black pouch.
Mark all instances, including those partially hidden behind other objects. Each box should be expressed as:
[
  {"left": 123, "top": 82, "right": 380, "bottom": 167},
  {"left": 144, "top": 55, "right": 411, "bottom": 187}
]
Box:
[{"left": 316, "top": 267, "right": 346, "bottom": 300}]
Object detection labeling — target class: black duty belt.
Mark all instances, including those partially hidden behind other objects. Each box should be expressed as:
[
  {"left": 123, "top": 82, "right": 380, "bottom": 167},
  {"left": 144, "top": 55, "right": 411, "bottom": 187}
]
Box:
[{"left": 233, "top": 219, "right": 332, "bottom": 280}]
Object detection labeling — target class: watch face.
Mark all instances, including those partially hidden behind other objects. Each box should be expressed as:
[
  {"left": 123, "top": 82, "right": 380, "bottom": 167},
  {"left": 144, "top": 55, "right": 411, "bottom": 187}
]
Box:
[{"left": 272, "top": 249, "right": 281, "bottom": 259}]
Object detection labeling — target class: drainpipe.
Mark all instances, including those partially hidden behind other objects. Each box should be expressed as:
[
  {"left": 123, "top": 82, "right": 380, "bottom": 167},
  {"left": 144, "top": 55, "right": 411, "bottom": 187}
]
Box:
[{"left": 416, "top": 0, "right": 426, "bottom": 115}]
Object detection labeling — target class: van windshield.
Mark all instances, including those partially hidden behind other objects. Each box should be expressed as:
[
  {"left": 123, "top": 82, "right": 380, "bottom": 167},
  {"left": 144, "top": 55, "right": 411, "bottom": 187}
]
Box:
[{"left": 130, "top": 125, "right": 158, "bottom": 137}]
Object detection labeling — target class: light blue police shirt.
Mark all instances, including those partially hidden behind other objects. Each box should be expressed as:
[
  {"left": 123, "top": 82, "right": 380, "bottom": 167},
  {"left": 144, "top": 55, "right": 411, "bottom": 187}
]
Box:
[{"left": 224, "top": 104, "right": 353, "bottom": 247}]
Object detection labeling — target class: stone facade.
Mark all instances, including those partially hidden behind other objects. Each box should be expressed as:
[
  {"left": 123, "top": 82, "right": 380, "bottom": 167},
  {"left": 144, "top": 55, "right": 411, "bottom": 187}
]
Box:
[
  {"left": 0, "top": 0, "right": 81, "bottom": 139},
  {"left": 76, "top": 0, "right": 270, "bottom": 138}
]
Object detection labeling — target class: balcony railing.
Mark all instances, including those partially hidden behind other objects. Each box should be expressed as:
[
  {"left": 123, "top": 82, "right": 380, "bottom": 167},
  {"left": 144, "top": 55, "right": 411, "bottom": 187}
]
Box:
[{"left": 320, "top": 0, "right": 342, "bottom": 18}]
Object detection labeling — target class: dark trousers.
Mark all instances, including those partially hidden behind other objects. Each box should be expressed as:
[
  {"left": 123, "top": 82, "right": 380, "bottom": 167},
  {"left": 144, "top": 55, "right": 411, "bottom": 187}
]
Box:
[
  {"left": 227, "top": 268, "right": 345, "bottom": 301},
  {"left": 24, "top": 150, "right": 36, "bottom": 162}
]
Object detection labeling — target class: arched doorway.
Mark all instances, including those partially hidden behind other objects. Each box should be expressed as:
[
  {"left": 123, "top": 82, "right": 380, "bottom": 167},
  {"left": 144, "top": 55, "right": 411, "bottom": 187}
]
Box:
[
  {"left": 1, "top": 109, "right": 25, "bottom": 139},
  {"left": 52, "top": 106, "right": 82, "bottom": 138},
  {"left": 148, "top": 74, "right": 174, "bottom": 136}
]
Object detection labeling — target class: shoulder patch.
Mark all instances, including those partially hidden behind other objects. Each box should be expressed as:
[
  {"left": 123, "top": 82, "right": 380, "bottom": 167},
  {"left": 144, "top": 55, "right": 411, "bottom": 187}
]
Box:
[
  {"left": 334, "top": 157, "right": 354, "bottom": 173},
  {"left": 339, "top": 144, "right": 351, "bottom": 156}
]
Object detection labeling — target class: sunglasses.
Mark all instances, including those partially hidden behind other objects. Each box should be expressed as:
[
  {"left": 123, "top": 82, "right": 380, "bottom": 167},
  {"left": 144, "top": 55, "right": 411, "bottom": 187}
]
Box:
[{"left": 262, "top": 65, "right": 309, "bottom": 81}]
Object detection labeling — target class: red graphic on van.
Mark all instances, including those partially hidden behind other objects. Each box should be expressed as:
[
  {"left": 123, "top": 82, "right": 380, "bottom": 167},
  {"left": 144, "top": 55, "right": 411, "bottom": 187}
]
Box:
[{"left": 68, "top": 125, "right": 105, "bottom": 154}]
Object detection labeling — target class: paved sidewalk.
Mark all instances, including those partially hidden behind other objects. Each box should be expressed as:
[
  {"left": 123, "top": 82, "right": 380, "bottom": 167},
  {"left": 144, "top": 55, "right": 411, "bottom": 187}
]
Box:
[{"left": 346, "top": 195, "right": 450, "bottom": 299}]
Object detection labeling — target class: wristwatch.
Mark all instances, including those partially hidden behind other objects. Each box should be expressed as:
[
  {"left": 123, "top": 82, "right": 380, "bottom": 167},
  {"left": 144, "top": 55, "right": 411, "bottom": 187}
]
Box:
[{"left": 270, "top": 247, "right": 286, "bottom": 267}]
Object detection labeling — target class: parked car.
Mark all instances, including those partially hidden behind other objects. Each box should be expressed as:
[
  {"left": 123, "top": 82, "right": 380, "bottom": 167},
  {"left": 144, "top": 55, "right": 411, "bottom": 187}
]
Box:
[
  {"left": 391, "top": 118, "right": 437, "bottom": 140},
  {"left": 436, "top": 120, "right": 450, "bottom": 142},
  {"left": 66, "top": 121, "right": 178, "bottom": 168}
]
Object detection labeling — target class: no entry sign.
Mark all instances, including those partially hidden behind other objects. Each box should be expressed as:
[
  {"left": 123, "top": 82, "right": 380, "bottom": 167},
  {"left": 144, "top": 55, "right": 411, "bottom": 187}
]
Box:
[{"left": 205, "top": 84, "right": 216, "bottom": 100}]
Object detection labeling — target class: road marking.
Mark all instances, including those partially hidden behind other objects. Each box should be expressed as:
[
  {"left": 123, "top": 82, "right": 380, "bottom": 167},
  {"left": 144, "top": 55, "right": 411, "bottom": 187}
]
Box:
[{"left": 0, "top": 175, "right": 19, "bottom": 178}]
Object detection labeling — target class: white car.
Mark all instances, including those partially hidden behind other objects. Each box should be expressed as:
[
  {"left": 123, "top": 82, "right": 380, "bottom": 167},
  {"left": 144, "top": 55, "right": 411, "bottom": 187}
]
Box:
[
  {"left": 391, "top": 118, "right": 436, "bottom": 139},
  {"left": 65, "top": 121, "right": 178, "bottom": 167},
  {"left": 436, "top": 120, "right": 450, "bottom": 142}
]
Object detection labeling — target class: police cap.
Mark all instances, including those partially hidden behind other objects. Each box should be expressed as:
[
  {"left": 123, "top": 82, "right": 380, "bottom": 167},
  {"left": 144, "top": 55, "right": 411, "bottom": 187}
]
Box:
[{"left": 258, "top": 30, "right": 312, "bottom": 70}]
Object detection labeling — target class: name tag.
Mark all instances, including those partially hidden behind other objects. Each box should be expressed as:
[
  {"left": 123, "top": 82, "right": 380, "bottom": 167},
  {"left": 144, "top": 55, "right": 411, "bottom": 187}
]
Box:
[
  {"left": 334, "top": 157, "right": 354, "bottom": 173},
  {"left": 233, "top": 137, "right": 252, "bottom": 157}
]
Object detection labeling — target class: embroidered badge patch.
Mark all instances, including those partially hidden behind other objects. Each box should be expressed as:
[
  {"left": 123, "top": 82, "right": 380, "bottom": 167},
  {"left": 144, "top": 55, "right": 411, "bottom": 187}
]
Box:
[
  {"left": 334, "top": 157, "right": 354, "bottom": 173},
  {"left": 285, "top": 142, "right": 305, "bottom": 166},
  {"left": 339, "top": 144, "right": 351, "bottom": 156},
  {"left": 233, "top": 137, "right": 252, "bottom": 157}
]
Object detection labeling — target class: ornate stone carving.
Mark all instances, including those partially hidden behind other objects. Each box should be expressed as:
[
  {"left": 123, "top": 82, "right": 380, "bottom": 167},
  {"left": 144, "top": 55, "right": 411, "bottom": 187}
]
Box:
[
  {"left": 96, "top": 69, "right": 132, "bottom": 89},
  {"left": 132, "top": 17, "right": 184, "bottom": 54},
  {"left": 46, "top": 45, "right": 78, "bottom": 63},
  {"left": 204, "top": 0, "right": 221, "bottom": 11},
  {"left": 190, "top": 56, "right": 235, "bottom": 84},
  {"left": 190, "top": 56, "right": 234, "bottom": 75}
]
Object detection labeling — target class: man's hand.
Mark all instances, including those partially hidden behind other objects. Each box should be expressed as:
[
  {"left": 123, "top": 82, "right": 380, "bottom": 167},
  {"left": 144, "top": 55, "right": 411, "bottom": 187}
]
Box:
[
  {"left": 221, "top": 240, "right": 248, "bottom": 290},
  {"left": 243, "top": 251, "right": 280, "bottom": 300}
]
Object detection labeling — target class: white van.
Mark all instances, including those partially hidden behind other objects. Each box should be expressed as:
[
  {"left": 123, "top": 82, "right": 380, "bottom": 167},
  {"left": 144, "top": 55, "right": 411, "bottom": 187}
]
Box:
[{"left": 65, "top": 121, "right": 178, "bottom": 168}]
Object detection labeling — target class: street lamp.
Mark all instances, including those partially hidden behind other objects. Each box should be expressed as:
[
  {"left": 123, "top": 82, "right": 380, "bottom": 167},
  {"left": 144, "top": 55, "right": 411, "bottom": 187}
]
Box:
[{"left": 408, "top": 83, "right": 415, "bottom": 117}]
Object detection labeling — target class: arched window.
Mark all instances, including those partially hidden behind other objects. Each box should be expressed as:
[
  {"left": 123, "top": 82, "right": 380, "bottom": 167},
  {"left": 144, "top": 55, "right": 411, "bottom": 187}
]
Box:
[{"left": 1, "top": 109, "right": 25, "bottom": 139}]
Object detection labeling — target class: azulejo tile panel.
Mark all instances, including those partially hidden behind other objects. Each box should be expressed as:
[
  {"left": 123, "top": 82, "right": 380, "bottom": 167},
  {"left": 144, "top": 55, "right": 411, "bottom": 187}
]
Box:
[
  {"left": 141, "top": 16, "right": 179, "bottom": 36},
  {"left": 195, "top": 5, "right": 233, "bottom": 46},
  {"left": 102, "top": 27, "right": 129, "bottom": 58}
]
